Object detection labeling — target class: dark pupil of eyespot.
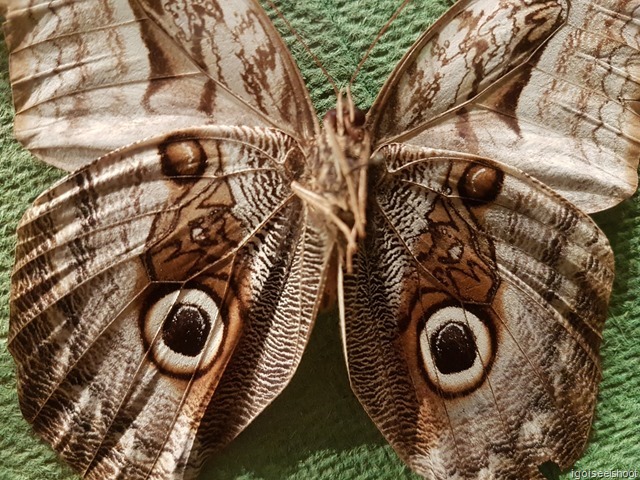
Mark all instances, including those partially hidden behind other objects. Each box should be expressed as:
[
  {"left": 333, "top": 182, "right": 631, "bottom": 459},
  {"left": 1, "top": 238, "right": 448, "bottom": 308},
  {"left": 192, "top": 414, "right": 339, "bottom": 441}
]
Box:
[
  {"left": 430, "top": 321, "right": 476, "bottom": 374},
  {"left": 162, "top": 303, "right": 211, "bottom": 357}
]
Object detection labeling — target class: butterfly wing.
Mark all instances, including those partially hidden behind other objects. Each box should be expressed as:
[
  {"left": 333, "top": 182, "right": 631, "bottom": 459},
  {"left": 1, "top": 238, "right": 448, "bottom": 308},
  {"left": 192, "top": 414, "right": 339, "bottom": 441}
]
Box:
[
  {"left": 341, "top": 0, "right": 632, "bottom": 477},
  {"left": 368, "top": 0, "right": 640, "bottom": 213},
  {"left": 340, "top": 145, "right": 613, "bottom": 479},
  {"left": 9, "top": 125, "right": 333, "bottom": 479},
  {"left": 5, "top": 0, "right": 330, "bottom": 477},
  {"left": 2, "top": 0, "right": 317, "bottom": 170}
]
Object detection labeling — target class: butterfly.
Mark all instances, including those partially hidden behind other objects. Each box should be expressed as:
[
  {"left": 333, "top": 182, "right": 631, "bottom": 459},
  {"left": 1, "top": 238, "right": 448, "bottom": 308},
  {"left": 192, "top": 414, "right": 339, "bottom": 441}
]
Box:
[{"left": 1, "top": 0, "right": 639, "bottom": 479}]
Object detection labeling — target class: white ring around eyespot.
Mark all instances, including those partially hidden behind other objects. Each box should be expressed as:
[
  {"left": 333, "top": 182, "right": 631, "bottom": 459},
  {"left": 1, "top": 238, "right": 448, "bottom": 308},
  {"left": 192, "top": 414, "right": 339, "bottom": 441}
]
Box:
[
  {"left": 419, "top": 306, "right": 492, "bottom": 395},
  {"left": 143, "top": 288, "right": 224, "bottom": 376}
]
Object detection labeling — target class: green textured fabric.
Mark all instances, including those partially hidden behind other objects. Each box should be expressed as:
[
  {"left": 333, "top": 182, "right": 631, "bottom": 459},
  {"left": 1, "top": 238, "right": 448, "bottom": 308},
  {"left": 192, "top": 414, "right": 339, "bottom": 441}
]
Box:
[{"left": 0, "top": 1, "right": 638, "bottom": 479}]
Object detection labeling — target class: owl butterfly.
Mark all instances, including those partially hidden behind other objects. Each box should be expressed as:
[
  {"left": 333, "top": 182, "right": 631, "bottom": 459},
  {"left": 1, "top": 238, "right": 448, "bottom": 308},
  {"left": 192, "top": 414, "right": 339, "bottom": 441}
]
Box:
[{"left": 1, "top": 0, "right": 639, "bottom": 478}]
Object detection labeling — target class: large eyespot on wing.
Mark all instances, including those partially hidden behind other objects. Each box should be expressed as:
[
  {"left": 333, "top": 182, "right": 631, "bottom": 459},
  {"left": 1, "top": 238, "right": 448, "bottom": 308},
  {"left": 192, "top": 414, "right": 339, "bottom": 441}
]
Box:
[
  {"left": 369, "top": 0, "right": 640, "bottom": 213},
  {"left": 9, "top": 125, "right": 333, "bottom": 479},
  {"left": 1, "top": 0, "right": 317, "bottom": 170},
  {"left": 340, "top": 145, "right": 613, "bottom": 479}
]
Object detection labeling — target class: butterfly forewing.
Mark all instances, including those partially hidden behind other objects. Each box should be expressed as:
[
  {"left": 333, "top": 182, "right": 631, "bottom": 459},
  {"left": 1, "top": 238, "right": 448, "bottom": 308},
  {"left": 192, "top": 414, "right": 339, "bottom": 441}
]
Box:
[
  {"left": 3, "top": 0, "right": 317, "bottom": 170},
  {"left": 369, "top": 0, "right": 640, "bottom": 213}
]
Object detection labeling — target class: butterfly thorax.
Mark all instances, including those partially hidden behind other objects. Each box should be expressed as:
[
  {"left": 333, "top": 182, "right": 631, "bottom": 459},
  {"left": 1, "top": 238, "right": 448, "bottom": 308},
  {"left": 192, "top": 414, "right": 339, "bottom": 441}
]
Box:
[{"left": 291, "top": 97, "right": 371, "bottom": 270}]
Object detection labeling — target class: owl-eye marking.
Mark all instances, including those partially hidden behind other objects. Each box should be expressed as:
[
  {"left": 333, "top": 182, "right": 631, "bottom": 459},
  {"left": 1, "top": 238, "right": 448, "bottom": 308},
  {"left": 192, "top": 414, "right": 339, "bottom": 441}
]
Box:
[
  {"left": 419, "top": 306, "right": 496, "bottom": 397},
  {"left": 159, "top": 136, "right": 208, "bottom": 181},
  {"left": 162, "top": 303, "right": 211, "bottom": 357},
  {"left": 458, "top": 163, "right": 504, "bottom": 204},
  {"left": 430, "top": 321, "right": 476, "bottom": 374},
  {"left": 140, "top": 286, "right": 225, "bottom": 379}
]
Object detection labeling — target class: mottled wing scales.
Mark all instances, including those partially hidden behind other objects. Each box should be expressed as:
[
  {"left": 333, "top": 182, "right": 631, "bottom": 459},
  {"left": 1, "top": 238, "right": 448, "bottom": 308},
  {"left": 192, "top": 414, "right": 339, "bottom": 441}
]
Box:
[
  {"left": 9, "top": 126, "right": 332, "bottom": 479},
  {"left": 136, "top": 0, "right": 316, "bottom": 137},
  {"left": 2, "top": 0, "right": 317, "bottom": 170},
  {"left": 186, "top": 208, "right": 333, "bottom": 470},
  {"left": 341, "top": 145, "right": 613, "bottom": 479},
  {"left": 369, "top": 0, "right": 640, "bottom": 212},
  {"left": 369, "top": 0, "right": 565, "bottom": 138}
]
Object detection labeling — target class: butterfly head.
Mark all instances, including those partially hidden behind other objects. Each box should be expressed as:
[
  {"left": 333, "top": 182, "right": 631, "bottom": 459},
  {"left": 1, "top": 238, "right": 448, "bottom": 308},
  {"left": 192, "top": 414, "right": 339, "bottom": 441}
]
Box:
[{"left": 322, "top": 103, "right": 366, "bottom": 143}]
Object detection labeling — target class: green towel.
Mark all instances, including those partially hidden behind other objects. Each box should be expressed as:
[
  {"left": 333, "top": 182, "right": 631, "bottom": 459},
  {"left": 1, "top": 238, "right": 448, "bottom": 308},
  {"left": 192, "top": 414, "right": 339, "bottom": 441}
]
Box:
[{"left": 0, "top": 1, "right": 638, "bottom": 479}]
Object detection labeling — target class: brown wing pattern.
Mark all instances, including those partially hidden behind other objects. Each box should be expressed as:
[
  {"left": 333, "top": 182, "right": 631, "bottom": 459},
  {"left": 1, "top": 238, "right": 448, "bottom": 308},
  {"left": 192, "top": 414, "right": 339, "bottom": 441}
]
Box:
[
  {"left": 2, "top": 0, "right": 317, "bottom": 170},
  {"left": 3, "top": 0, "right": 636, "bottom": 478},
  {"left": 369, "top": 0, "right": 640, "bottom": 212},
  {"left": 9, "top": 126, "right": 332, "bottom": 479},
  {"left": 340, "top": 145, "right": 614, "bottom": 479}
]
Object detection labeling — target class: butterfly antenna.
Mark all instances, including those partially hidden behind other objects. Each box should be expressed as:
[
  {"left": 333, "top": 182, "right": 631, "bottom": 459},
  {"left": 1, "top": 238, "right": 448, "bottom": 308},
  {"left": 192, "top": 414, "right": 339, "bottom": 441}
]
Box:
[
  {"left": 349, "top": 0, "right": 412, "bottom": 87},
  {"left": 264, "top": 0, "right": 340, "bottom": 96}
]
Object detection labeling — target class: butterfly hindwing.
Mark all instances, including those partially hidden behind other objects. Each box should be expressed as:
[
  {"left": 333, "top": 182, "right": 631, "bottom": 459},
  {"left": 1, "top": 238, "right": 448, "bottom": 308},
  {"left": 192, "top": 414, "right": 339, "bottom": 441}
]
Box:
[
  {"left": 340, "top": 145, "right": 614, "bottom": 479},
  {"left": 9, "top": 125, "right": 333, "bottom": 479}
]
